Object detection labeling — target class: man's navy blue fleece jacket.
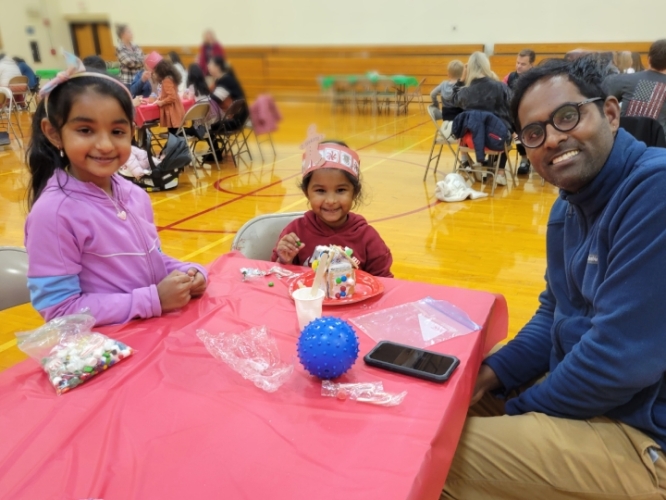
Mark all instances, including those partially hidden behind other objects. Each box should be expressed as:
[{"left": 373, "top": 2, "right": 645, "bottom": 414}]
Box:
[{"left": 485, "top": 128, "right": 666, "bottom": 448}]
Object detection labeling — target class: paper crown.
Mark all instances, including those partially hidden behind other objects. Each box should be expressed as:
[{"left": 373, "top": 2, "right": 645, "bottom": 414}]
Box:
[
  {"left": 300, "top": 125, "right": 360, "bottom": 178},
  {"left": 144, "top": 51, "right": 163, "bottom": 70}
]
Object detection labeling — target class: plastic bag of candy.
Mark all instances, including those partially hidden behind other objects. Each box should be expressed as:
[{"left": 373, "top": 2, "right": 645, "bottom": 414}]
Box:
[{"left": 16, "top": 313, "right": 133, "bottom": 395}]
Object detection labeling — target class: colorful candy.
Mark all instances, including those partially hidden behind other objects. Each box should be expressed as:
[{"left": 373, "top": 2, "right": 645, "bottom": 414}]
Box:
[
  {"left": 268, "top": 281, "right": 275, "bottom": 287},
  {"left": 40, "top": 335, "right": 133, "bottom": 395}
]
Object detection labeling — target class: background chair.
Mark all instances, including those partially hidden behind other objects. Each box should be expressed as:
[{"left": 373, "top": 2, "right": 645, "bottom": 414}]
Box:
[
  {"left": 175, "top": 101, "right": 220, "bottom": 176},
  {"left": 424, "top": 105, "right": 457, "bottom": 181},
  {"left": 232, "top": 212, "right": 305, "bottom": 261},
  {"left": 0, "top": 91, "right": 23, "bottom": 149},
  {"left": 620, "top": 116, "right": 666, "bottom": 148},
  {"left": 452, "top": 141, "right": 515, "bottom": 197},
  {"left": 408, "top": 77, "right": 427, "bottom": 114},
  {"left": 0, "top": 246, "right": 30, "bottom": 311},
  {"left": 216, "top": 99, "right": 252, "bottom": 167}
]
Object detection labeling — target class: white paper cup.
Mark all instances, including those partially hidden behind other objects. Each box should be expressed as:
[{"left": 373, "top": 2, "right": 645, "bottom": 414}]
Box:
[{"left": 293, "top": 287, "right": 325, "bottom": 331}]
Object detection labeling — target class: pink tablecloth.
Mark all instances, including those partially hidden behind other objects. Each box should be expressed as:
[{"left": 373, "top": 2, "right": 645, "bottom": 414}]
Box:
[
  {"left": 0, "top": 253, "right": 507, "bottom": 500},
  {"left": 134, "top": 97, "right": 196, "bottom": 128}
]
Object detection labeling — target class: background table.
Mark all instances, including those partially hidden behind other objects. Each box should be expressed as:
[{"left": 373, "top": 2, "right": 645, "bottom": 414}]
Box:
[
  {"left": 36, "top": 68, "right": 120, "bottom": 80},
  {"left": 134, "top": 97, "right": 196, "bottom": 128},
  {"left": 0, "top": 253, "right": 507, "bottom": 500}
]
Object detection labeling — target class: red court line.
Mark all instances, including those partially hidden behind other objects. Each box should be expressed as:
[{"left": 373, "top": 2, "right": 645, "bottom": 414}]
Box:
[
  {"left": 156, "top": 227, "right": 236, "bottom": 234},
  {"left": 356, "top": 121, "right": 428, "bottom": 150},
  {"left": 157, "top": 173, "right": 301, "bottom": 232},
  {"left": 158, "top": 120, "right": 429, "bottom": 232},
  {"left": 369, "top": 201, "right": 439, "bottom": 224}
]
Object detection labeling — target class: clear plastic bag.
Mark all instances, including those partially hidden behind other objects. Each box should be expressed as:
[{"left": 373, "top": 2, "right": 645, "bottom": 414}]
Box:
[
  {"left": 240, "top": 266, "right": 300, "bottom": 281},
  {"left": 197, "top": 326, "right": 293, "bottom": 392},
  {"left": 321, "top": 380, "right": 407, "bottom": 407},
  {"left": 16, "top": 313, "right": 134, "bottom": 395},
  {"left": 350, "top": 297, "right": 480, "bottom": 348}
]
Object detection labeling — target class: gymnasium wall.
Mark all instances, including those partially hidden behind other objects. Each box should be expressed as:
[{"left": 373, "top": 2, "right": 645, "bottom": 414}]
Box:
[{"left": 56, "top": 0, "right": 665, "bottom": 46}]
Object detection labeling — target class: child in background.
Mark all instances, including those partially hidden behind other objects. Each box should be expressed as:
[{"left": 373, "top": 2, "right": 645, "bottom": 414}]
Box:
[
  {"left": 167, "top": 51, "right": 188, "bottom": 92},
  {"left": 24, "top": 54, "right": 207, "bottom": 327},
  {"left": 152, "top": 58, "right": 185, "bottom": 134},
  {"left": 271, "top": 126, "right": 393, "bottom": 278},
  {"left": 430, "top": 59, "right": 465, "bottom": 142}
]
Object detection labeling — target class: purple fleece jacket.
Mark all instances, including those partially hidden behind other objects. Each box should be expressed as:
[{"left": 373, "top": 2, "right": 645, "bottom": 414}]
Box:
[{"left": 25, "top": 169, "right": 207, "bottom": 326}]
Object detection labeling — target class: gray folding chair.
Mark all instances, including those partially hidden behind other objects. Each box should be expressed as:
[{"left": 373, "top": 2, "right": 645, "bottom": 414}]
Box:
[
  {"left": 0, "top": 246, "right": 30, "bottom": 311},
  {"left": 424, "top": 105, "right": 457, "bottom": 181},
  {"left": 175, "top": 101, "right": 220, "bottom": 177},
  {"left": 232, "top": 212, "right": 305, "bottom": 261}
]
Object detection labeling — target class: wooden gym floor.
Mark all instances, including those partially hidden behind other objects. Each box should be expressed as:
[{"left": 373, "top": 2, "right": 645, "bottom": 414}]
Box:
[{"left": 0, "top": 102, "right": 559, "bottom": 371}]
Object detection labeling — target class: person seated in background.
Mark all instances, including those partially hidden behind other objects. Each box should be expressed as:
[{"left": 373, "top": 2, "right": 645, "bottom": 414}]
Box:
[
  {"left": 167, "top": 52, "right": 188, "bottom": 92},
  {"left": 129, "top": 51, "right": 163, "bottom": 100},
  {"left": 502, "top": 49, "right": 535, "bottom": 174},
  {"left": 430, "top": 60, "right": 465, "bottom": 141},
  {"left": 606, "top": 39, "right": 666, "bottom": 141},
  {"left": 502, "top": 49, "right": 535, "bottom": 88},
  {"left": 208, "top": 56, "right": 248, "bottom": 129},
  {"left": 442, "top": 55, "right": 666, "bottom": 500},
  {"left": 617, "top": 51, "right": 635, "bottom": 74},
  {"left": 454, "top": 52, "right": 512, "bottom": 186},
  {"left": 81, "top": 55, "right": 108, "bottom": 73},
  {"left": 198, "top": 30, "right": 226, "bottom": 76},
  {"left": 631, "top": 51, "right": 645, "bottom": 73},
  {"left": 0, "top": 53, "right": 22, "bottom": 87},
  {"left": 12, "top": 57, "right": 39, "bottom": 91}
]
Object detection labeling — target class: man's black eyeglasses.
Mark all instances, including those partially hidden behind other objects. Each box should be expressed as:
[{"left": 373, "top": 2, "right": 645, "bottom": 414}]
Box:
[{"left": 518, "top": 97, "right": 604, "bottom": 148}]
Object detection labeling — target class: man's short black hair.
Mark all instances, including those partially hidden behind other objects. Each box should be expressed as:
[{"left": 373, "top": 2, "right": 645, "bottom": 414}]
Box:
[
  {"left": 518, "top": 49, "right": 536, "bottom": 64},
  {"left": 82, "top": 55, "right": 107, "bottom": 72},
  {"left": 510, "top": 56, "right": 608, "bottom": 131},
  {"left": 648, "top": 39, "right": 666, "bottom": 71}
]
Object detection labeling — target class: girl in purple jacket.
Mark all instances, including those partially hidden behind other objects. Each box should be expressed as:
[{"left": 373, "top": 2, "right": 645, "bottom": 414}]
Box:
[{"left": 24, "top": 54, "right": 208, "bottom": 326}]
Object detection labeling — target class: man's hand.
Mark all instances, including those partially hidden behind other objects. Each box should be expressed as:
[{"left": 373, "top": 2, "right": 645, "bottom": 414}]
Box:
[
  {"left": 141, "top": 70, "right": 152, "bottom": 82},
  {"left": 470, "top": 364, "right": 501, "bottom": 406}
]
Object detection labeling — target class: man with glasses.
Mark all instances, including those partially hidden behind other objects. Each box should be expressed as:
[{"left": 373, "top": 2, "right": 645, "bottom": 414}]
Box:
[{"left": 442, "top": 57, "right": 666, "bottom": 500}]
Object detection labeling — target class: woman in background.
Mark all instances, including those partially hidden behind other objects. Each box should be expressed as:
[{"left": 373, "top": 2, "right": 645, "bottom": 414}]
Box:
[
  {"left": 115, "top": 24, "right": 144, "bottom": 86},
  {"left": 198, "top": 30, "right": 226, "bottom": 76}
]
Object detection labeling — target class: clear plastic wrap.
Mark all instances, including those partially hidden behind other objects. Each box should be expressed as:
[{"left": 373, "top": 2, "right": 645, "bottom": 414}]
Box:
[
  {"left": 350, "top": 297, "right": 480, "bottom": 348},
  {"left": 197, "top": 326, "right": 293, "bottom": 392},
  {"left": 16, "top": 314, "right": 134, "bottom": 395},
  {"left": 240, "top": 266, "right": 300, "bottom": 281},
  {"left": 321, "top": 380, "right": 407, "bottom": 407}
]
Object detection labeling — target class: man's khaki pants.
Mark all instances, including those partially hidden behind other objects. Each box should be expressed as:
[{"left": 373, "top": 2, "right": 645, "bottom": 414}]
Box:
[{"left": 442, "top": 389, "right": 666, "bottom": 499}]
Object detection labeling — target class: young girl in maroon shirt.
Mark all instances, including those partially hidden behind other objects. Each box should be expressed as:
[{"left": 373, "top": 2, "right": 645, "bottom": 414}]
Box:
[{"left": 271, "top": 127, "right": 393, "bottom": 277}]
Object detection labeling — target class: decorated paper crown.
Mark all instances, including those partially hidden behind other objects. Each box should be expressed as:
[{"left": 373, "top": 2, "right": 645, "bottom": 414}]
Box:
[
  {"left": 144, "top": 51, "right": 163, "bottom": 71},
  {"left": 300, "top": 125, "right": 360, "bottom": 178}
]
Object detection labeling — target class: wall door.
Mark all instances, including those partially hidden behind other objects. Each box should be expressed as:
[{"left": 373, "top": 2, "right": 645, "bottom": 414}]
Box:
[{"left": 70, "top": 23, "right": 115, "bottom": 62}]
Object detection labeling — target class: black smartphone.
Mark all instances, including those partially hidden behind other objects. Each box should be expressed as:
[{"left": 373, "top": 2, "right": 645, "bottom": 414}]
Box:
[{"left": 364, "top": 341, "right": 460, "bottom": 383}]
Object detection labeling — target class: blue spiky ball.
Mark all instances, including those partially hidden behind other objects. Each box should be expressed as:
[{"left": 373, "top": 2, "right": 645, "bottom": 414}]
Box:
[{"left": 297, "top": 317, "right": 360, "bottom": 379}]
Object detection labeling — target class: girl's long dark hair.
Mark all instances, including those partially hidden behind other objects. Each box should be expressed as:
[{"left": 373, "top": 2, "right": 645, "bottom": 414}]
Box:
[
  {"left": 26, "top": 76, "right": 134, "bottom": 209},
  {"left": 153, "top": 59, "right": 182, "bottom": 86},
  {"left": 167, "top": 51, "right": 183, "bottom": 66},
  {"left": 186, "top": 63, "right": 210, "bottom": 97}
]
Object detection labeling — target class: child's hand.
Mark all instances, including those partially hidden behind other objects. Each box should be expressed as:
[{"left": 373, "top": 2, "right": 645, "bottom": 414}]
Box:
[
  {"left": 157, "top": 270, "right": 193, "bottom": 312},
  {"left": 276, "top": 232, "right": 302, "bottom": 265},
  {"left": 187, "top": 267, "right": 207, "bottom": 297}
]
